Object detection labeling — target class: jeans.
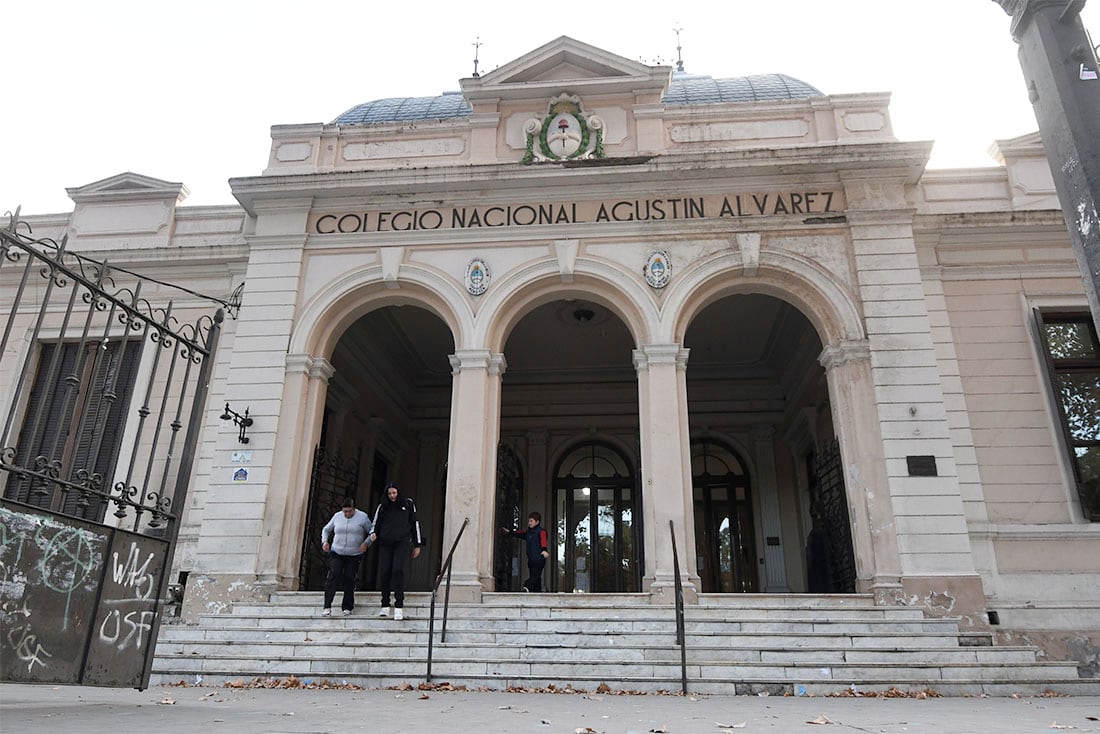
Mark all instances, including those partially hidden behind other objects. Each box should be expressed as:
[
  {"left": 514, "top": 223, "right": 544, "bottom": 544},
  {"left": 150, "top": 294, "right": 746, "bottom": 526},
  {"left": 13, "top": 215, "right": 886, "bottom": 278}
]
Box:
[{"left": 323, "top": 552, "right": 363, "bottom": 611}]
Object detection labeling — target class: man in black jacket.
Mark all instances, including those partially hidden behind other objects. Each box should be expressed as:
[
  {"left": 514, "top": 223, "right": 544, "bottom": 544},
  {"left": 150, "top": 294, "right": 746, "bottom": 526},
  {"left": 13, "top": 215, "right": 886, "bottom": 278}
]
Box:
[{"left": 369, "top": 483, "right": 422, "bottom": 620}]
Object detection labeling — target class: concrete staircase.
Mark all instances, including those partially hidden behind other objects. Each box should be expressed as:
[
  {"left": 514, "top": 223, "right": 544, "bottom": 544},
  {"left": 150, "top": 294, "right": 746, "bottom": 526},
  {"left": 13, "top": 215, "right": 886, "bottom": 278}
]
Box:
[{"left": 153, "top": 592, "right": 1093, "bottom": 695}]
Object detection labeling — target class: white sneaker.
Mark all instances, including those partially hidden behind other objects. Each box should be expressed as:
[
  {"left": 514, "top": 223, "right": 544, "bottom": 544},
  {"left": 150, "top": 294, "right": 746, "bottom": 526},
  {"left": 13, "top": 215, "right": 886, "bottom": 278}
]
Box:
[
  {"left": 321, "top": 608, "right": 331, "bottom": 617},
  {"left": 394, "top": 608, "right": 404, "bottom": 621},
  {"left": 377, "top": 607, "right": 391, "bottom": 618},
  {"left": 342, "top": 609, "right": 352, "bottom": 616}
]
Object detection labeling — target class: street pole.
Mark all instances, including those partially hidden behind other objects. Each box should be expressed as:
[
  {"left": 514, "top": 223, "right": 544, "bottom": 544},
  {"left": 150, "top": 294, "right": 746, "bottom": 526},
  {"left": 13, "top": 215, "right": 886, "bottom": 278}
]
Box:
[{"left": 993, "top": 0, "right": 1100, "bottom": 331}]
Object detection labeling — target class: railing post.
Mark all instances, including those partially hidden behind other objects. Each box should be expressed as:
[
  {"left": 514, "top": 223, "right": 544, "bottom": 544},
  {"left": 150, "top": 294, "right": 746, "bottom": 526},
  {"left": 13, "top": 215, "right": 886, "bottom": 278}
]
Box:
[
  {"left": 426, "top": 517, "right": 469, "bottom": 683},
  {"left": 670, "top": 519, "right": 688, "bottom": 695}
]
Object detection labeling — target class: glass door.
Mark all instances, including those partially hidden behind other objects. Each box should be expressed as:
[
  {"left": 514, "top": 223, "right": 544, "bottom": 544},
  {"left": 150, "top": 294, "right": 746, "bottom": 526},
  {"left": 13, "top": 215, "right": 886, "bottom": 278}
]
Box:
[
  {"left": 553, "top": 443, "right": 640, "bottom": 592},
  {"left": 692, "top": 440, "right": 758, "bottom": 593}
]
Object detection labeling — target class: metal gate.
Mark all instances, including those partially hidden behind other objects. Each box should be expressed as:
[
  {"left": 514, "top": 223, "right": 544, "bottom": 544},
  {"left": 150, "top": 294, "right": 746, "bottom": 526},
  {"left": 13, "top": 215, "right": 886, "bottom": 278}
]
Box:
[
  {"left": 0, "top": 209, "right": 229, "bottom": 688},
  {"left": 806, "top": 439, "right": 857, "bottom": 593},
  {"left": 299, "top": 446, "right": 360, "bottom": 590}
]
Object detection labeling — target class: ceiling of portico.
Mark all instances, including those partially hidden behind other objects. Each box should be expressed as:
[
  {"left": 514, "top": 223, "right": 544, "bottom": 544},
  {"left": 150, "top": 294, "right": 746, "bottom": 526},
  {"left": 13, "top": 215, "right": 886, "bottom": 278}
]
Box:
[{"left": 328, "top": 293, "right": 823, "bottom": 424}]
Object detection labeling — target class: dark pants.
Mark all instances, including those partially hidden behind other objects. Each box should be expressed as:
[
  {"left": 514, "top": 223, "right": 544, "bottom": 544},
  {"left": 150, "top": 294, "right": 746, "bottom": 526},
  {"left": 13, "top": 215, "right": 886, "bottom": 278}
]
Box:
[
  {"left": 324, "top": 552, "right": 363, "bottom": 611},
  {"left": 524, "top": 556, "right": 546, "bottom": 592},
  {"left": 378, "top": 540, "right": 410, "bottom": 608}
]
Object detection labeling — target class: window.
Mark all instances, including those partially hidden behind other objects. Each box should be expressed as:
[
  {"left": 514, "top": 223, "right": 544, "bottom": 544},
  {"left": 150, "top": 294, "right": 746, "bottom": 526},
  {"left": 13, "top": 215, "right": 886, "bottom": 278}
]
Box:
[
  {"left": 1036, "top": 311, "right": 1100, "bottom": 521},
  {"left": 6, "top": 339, "right": 140, "bottom": 520}
]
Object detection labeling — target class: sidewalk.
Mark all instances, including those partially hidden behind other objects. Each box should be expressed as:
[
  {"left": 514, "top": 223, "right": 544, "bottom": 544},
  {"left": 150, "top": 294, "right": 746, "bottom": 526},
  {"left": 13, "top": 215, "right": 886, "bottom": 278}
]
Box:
[{"left": 2, "top": 682, "right": 1099, "bottom": 734}]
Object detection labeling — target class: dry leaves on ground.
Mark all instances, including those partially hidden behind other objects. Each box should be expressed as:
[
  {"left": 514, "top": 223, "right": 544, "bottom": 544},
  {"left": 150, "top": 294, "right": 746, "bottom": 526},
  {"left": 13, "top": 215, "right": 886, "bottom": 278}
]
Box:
[{"left": 827, "top": 686, "right": 940, "bottom": 699}]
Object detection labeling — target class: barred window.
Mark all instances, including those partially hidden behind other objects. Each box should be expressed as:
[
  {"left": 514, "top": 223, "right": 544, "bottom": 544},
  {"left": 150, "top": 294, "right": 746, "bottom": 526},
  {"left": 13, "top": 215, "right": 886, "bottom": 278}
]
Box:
[
  {"left": 5, "top": 340, "right": 140, "bottom": 521},
  {"left": 1035, "top": 311, "right": 1100, "bottom": 521}
]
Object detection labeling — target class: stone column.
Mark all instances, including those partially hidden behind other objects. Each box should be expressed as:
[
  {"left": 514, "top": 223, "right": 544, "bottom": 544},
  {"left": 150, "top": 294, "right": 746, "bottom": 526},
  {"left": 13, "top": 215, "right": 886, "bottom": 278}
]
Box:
[
  {"left": 267, "top": 354, "right": 334, "bottom": 589},
  {"left": 819, "top": 339, "right": 903, "bottom": 603},
  {"left": 441, "top": 349, "right": 506, "bottom": 601},
  {"left": 751, "top": 425, "right": 790, "bottom": 592},
  {"left": 634, "top": 344, "right": 698, "bottom": 602}
]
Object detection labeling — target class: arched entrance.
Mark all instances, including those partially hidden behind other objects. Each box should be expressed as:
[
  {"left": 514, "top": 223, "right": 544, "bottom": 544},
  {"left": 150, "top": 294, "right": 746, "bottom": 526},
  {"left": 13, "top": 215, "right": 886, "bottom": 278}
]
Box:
[
  {"left": 552, "top": 441, "right": 641, "bottom": 592},
  {"left": 691, "top": 439, "right": 757, "bottom": 593},
  {"left": 299, "top": 304, "right": 455, "bottom": 592},
  {"left": 684, "top": 293, "right": 855, "bottom": 593},
  {"left": 494, "top": 297, "right": 643, "bottom": 593}
]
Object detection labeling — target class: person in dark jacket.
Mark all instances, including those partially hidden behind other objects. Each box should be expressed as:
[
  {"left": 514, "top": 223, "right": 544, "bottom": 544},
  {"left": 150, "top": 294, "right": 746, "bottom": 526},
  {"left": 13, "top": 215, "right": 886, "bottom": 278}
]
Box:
[
  {"left": 320, "top": 496, "right": 372, "bottom": 616},
  {"left": 501, "top": 511, "right": 549, "bottom": 592},
  {"left": 369, "top": 483, "right": 422, "bottom": 620}
]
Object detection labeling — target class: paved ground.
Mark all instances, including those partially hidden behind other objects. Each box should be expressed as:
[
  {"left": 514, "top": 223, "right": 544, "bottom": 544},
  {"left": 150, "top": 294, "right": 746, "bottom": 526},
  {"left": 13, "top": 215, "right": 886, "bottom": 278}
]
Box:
[{"left": 2, "top": 682, "right": 1099, "bottom": 734}]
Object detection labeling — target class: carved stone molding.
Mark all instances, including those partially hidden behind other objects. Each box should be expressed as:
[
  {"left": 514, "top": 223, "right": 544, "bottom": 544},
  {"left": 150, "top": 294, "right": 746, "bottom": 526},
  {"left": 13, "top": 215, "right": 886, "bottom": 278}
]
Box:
[
  {"left": 632, "top": 344, "right": 687, "bottom": 371},
  {"left": 448, "top": 349, "right": 507, "bottom": 376},
  {"left": 818, "top": 339, "right": 871, "bottom": 370}
]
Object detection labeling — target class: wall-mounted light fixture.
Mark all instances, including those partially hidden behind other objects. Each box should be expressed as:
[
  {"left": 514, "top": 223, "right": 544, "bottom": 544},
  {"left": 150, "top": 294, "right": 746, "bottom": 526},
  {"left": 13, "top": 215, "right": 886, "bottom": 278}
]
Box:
[{"left": 220, "top": 402, "right": 253, "bottom": 444}]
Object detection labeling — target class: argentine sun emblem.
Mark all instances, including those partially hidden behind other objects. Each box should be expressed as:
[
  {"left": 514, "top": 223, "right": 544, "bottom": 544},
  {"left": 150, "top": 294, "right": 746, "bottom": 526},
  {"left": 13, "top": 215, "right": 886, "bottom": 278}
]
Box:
[{"left": 523, "top": 94, "right": 605, "bottom": 164}]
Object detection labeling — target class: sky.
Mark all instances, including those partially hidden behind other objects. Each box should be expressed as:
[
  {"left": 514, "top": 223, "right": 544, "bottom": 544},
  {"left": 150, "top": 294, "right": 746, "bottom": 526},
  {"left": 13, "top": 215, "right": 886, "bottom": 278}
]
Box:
[{"left": 4, "top": 0, "right": 1098, "bottom": 216}]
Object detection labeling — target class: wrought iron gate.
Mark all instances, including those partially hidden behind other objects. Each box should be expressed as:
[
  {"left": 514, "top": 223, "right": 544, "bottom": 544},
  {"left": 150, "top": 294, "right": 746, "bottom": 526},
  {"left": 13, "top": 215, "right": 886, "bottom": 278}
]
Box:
[
  {"left": 806, "top": 439, "right": 857, "bottom": 593},
  {"left": 299, "top": 446, "right": 360, "bottom": 590},
  {"left": 492, "top": 442, "right": 523, "bottom": 591},
  {"left": 0, "top": 209, "right": 229, "bottom": 688}
]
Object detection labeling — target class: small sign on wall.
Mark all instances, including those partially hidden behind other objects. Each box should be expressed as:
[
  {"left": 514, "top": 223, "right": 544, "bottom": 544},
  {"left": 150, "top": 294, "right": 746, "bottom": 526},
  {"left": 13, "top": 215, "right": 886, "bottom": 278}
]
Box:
[
  {"left": 231, "top": 450, "right": 253, "bottom": 464},
  {"left": 232, "top": 467, "right": 249, "bottom": 482}
]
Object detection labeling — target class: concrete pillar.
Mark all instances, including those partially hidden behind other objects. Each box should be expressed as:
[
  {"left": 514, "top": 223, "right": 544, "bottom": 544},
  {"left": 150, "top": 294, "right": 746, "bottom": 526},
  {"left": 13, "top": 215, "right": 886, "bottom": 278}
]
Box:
[
  {"left": 441, "top": 349, "right": 505, "bottom": 601},
  {"left": 752, "top": 424, "right": 790, "bottom": 592},
  {"left": 819, "top": 340, "right": 903, "bottom": 603},
  {"left": 268, "top": 355, "right": 334, "bottom": 589},
  {"left": 634, "top": 344, "right": 698, "bottom": 602}
]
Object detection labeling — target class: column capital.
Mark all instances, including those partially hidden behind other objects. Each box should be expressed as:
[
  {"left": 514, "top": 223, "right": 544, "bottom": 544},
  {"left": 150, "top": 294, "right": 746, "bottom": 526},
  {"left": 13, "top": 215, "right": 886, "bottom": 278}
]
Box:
[
  {"left": 448, "top": 349, "right": 507, "bottom": 376},
  {"left": 632, "top": 344, "right": 689, "bottom": 371},
  {"left": 818, "top": 339, "right": 870, "bottom": 370},
  {"left": 285, "top": 354, "right": 336, "bottom": 381}
]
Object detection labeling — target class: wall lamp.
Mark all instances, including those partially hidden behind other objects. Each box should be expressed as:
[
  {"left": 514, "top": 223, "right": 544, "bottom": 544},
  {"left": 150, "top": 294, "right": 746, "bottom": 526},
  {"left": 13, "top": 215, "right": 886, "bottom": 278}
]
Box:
[{"left": 220, "top": 402, "right": 253, "bottom": 444}]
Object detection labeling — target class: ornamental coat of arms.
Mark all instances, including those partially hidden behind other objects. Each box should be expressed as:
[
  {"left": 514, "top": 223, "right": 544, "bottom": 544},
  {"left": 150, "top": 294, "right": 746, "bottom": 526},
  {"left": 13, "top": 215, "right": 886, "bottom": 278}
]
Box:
[{"left": 523, "top": 93, "right": 605, "bottom": 163}]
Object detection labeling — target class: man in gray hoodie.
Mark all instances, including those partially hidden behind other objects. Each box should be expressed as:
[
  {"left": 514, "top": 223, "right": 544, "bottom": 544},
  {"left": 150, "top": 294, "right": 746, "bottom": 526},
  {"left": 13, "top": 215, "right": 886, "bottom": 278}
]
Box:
[{"left": 320, "top": 496, "right": 373, "bottom": 616}]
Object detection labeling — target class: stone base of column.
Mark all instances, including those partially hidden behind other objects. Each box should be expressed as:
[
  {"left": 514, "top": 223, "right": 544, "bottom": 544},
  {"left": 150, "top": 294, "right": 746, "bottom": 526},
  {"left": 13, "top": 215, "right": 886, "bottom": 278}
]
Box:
[
  {"left": 647, "top": 574, "right": 699, "bottom": 605},
  {"left": 436, "top": 571, "right": 485, "bottom": 604},
  {"left": 856, "top": 574, "right": 904, "bottom": 606},
  {"left": 178, "top": 573, "right": 277, "bottom": 625},
  {"left": 900, "top": 574, "right": 989, "bottom": 630}
]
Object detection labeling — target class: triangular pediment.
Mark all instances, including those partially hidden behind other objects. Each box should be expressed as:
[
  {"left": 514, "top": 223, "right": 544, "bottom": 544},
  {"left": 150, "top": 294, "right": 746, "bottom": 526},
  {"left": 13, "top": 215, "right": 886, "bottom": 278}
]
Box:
[
  {"left": 66, "top": 172, "right": 188, "bottom": 203},
  {"left": 461, "top": 36, "right": 671, "bottom": 102}
]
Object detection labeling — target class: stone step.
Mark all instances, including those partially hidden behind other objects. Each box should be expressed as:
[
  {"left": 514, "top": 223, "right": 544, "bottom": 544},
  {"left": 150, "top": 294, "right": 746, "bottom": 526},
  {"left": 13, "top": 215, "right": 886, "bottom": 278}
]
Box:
[
  {"left": 160, "top": 626, "right": 969, "bottom": 650},
  {"left": 151, "top": 654, "right": 1079, "bottom": 686},
  {"left": 266, "top": 591, "right": 882, "bottom": 609},
  {"left": 155, "top": 638, "right": 1042, "bottom": 666},
  {"left": 147, "top": 668, "right": 1100, "bottom": 698},
  {"left": 236, "top": 601, "right": 930, "bottom": 622},
  {"left": 195, "top": 613, "right": 959, "bottom": 636},
  {"left": 153, "top": 592, "right": 1085, "bottom": 696}
]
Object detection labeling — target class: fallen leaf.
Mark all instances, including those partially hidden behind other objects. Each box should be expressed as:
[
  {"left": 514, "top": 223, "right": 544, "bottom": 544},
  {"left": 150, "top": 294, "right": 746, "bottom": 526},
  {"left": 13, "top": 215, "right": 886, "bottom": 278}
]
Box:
[
  {"left": 717, "top": 724, "right": 747, "bottom": 730},
  {"left": 419, "top": 694, "right": 430, "bottom": 700},
  {"left": 807, "top": 714, "right": 833, "bottom": 725},
  {"left": 1086, "top": 717, "right": 1099, "bottom": 722},
  {"left": 649, "top": 727, "right": 668, "bottom": 733},
  {"left": 1049, "top": 724, "right": 1075, "bottom": 730},
  {"left": 158, "top": 698, "right": 176, "bottom": 705}
]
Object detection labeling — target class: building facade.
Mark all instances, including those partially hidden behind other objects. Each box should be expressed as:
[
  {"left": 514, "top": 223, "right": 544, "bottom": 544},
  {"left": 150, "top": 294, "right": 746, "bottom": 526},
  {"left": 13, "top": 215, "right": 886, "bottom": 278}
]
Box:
[{"left": 3, "top": 37, "right": 1097, "bottom": 670}]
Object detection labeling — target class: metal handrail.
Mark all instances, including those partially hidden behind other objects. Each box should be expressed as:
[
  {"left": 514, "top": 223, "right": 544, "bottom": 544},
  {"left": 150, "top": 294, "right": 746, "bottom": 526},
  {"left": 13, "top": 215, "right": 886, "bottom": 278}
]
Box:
[
  {"left": 426, "top": 516, "right": 470, "bottom": 682},
  {"left": 670, "top": 520, "right": 688, "bottom": 694}
]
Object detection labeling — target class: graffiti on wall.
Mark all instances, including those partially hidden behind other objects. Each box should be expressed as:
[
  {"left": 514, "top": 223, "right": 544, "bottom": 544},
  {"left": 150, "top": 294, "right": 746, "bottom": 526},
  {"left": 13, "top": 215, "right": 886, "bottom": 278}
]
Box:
[{"left": 0, "top": 501, "right": 167, "bottom": 688}]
